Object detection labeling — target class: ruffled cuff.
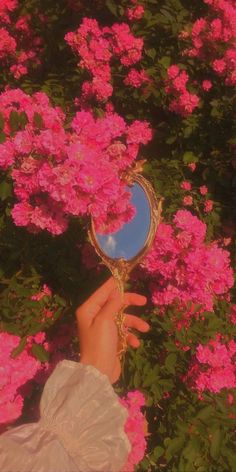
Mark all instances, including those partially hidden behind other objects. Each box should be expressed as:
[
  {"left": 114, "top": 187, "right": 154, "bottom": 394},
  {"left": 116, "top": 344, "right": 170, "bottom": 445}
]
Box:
[
  {"left": 39, "top": 360, "right": 131, "bottom": 471},
  {"left": 0, "top": 360, "right": 131, "bottom": 472}
]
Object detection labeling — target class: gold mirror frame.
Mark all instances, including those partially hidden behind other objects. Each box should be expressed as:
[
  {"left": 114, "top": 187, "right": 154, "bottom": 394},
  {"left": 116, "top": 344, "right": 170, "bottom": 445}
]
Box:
[
  {"left": 88, "top": 172, "right": 162, "bottom": 288},
  {"left": 88, "top": 171, "right": 163, "bottom": 356}
]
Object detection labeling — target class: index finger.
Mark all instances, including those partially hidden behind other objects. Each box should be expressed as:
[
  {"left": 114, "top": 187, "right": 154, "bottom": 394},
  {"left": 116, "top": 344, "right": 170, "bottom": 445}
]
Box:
[
  {"left": 124, "top": 292, "right": 147, "bottom": 307},
  {"left": 86, "top": 277, "right": 118, "bottom": 307},
  {"left": 76, "top": 277, "right": 118, "bottom": 327}
]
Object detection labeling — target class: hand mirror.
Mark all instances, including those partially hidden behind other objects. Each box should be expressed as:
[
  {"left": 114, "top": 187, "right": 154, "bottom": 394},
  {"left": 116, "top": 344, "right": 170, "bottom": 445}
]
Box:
[{"left": 88, "top": 171, "right": 162, "bottom": 355}]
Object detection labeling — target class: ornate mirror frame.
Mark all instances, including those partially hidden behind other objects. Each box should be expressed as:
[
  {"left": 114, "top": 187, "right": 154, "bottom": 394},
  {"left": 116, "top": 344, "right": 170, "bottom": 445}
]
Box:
[{"left": 88, "top": 172, "right": 163, "bottom": 289}]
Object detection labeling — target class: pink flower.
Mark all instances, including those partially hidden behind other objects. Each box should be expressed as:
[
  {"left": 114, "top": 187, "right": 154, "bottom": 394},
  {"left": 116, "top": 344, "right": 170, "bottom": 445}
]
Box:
[
  {"left": 127, "top": 120, "right": 152, "bottom": 145},
  {"left": 120, "top": 390, "right": 147, "bottom": 471},
  {"left": 202, "top": 79, "right": 212, "bottom": 91},
  {"left": 0, "top": 141, "right": 15, "bottom": 169},
  {"left": 188, "top": 163, "right": 196, "bottom": 172},
  {"left": 183, "top": 195, "right": 193, "bottom": 206},
  {"left": 65, "top": 18, "right": 145, "bottom": 102},
  {"left": 31, "top": 284, "right": 52, "bottom": 301},
  {"left": 0, "top": 89, "right": 151, "bottom": 236},
  {"left": 185, "top": 337, "right": 236, "bottom": 394},
  {"left": 166, "top": 66, "right": 200, "bottom": 116},
  {"left": 0, "top": 332, "right": 40, "bottom": 425},
  {"left": 141, "top": 210, "right": 233, "bottom": 312},
  {"left": 167, "top": 65, "right": 180, "bottom": 79},
  {"left": 212, "top": 59, "right": 226, "bottom": 74},
  {"left": 126, "top": 5, "right": 145, "bottom": 21},
  {"left": 182, "top": 2, "right": 236, "bottom": 87},
  {"left": 204, "top": 199, "right": 213, "bottom": 213},
  {"left": 228, "top": 393, "right": 234, "bottom": 405},
  {"left": 199, "top": 185, "right": 208, "bottom": 195},
  {"left": 181, "top": 181, "right": 192, "bottom": 191},
  {"left": 124, "top": 68, "right": 149, "bottom": 88},
  {"left": 230, "top": 305, "right": 236, "bottom": 325}
]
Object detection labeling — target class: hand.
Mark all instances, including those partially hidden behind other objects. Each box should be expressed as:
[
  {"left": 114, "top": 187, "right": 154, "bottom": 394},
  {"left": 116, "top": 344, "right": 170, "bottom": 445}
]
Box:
[{"left": 76, "top": 277, "right": 149, "bottom": 383}]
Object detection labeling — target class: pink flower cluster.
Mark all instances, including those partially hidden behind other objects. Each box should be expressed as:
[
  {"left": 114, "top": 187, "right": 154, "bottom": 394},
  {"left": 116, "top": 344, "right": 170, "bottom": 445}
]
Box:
[
  {"left": 0, "top": 332, "right": 40, "bottom": 425},
  {"left": 198, "top": 185, "right": 214, "bottom": 214},
  {"left": 165, "top": 65, "right": 200, "bottom": 116},
  {"left": 120, "top": 391, "right": 147, "bottom": 472},
  {"left": 124, "top": 67, "right": 150, "bottom": 88},
  {"left": 125, "top": 1, "right": 145, "bottom": 21},
  {"left": 0, "top": 88, "right": 152, "bottom": 235},
  {"left": 31, "top": 284, "right": 52, "bottom": 301},
  {"left": 183, "top": 0, "right": 236, "bottom": 86},
  {"left": 185, "top": 335, "right": 236, "bottom": 394},
  {"left": 142, "top": 210, "right": 233, "bottom": 311},
  {"left": 0, "top": 0, "right": 43, "bottom": 79},
  {"left": 180, "top": 181, "right": 214, "bottom": 213},
  {"left": 65, "top": 17, "right": 144, "bottom": 101},
  {"left": 230, "top": 304, "right": 236, "bottom": 324}
]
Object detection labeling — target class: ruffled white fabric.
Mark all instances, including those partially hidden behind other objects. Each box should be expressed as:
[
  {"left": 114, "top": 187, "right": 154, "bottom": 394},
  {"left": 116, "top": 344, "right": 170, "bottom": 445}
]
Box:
[{"left": 0, "top": 360, "right": 131, "bottom": 472}]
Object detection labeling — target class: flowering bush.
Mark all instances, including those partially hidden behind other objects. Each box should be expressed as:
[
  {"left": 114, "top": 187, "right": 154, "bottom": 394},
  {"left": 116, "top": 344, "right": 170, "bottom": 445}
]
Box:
[
  {"left": 0, "top": 331, "right": 40, "bottom": 425},
  {"left": 142, "top": 209, "right": 233, "bottom": 311},
  {"left": 185, "top": 335, "right": 236, "bottom": 394},
  {"left": 120, "top": 390, "right": 147, "bottom": 472},
  {"left": 165, "top": 65, "right": 200, "bottom": 116},
  {"left": 0, "top": 89, "right": 151, "bottom": 234},
  {"left": 182, "top": 0, "right": 236, "bottom": 86},
  {"left": 0, "top": 0, "right": 236, "bottom": 471},
  {"left": 0, "top": 0, "right": 43, "bottom": 80},
  {"left": 65, "top": 17, "right": 144, "bottom": 102}
]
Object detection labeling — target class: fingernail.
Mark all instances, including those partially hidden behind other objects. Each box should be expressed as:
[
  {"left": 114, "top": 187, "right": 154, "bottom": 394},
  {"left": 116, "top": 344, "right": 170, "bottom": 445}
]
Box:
[{"left": 144, "top": 323, "right": 150, "bottom": 331}]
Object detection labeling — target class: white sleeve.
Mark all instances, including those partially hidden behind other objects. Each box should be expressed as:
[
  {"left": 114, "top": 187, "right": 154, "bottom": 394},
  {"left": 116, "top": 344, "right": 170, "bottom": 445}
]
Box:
[{"left": 0, "top": 360, "right": 131, "bottom": 472}]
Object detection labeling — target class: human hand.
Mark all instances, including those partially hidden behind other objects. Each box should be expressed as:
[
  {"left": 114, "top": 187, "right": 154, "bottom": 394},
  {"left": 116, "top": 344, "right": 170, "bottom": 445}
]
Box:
[{"left": 76, "top": 278, "right": 149, "bottom": 383}]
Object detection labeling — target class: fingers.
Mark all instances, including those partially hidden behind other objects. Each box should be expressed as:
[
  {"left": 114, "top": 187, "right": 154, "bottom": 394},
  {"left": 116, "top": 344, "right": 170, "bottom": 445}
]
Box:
[
  {"left": 126, "top": 332, "right": 141, "bottom": 348},
  {"left": 85, "top": 277, "right": 118, "bottom": 309},
  {"left": 76, "top": 277, "right": 118, "bottom": 327},
  {"left": 76, "top": 280, "right": 147, "bottom": 329},
  {"left": 124, "top": 314, "right": 150, "bottom": 349},
  {"left": 96, "top": 292, "right": 147, "bottom": 324},
  {"left": 124, "top": 292, "right": 147, "bottom": 308},
  {"left": 95, "top": 294, "right": 123, "bottom": 322},
  {"left": 124, "top": 314, "right": 150, "bottom": 332}
]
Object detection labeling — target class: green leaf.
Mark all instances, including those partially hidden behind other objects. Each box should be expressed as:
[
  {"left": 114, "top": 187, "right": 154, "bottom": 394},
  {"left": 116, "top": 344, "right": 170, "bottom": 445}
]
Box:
[
  {"left": 146, "top": 48, "right": 156, "bottom": 60},
  {"left": 210, "top": 428, "right": 223, "bottom": 460},
  {"left": 11, "top": 337, "right": 27, "bottom": 358},
  {"left": 19, "top": 112, "right": 28, "bottom": 128},
  {"left": 0, "top": 181, "right": 12, "bottom": 200},
  {"left": 159, "top": 56, "right": 171, "bottom": 68},
  {"left": 31, "top": 343, "right": 49, "bottom": 362},
  {"left": 133, "top": 370, "right": 141, "bottom": 388},
  {"left": 105, "top": 0, "right": 118, "bottom": 16},
  {"left": 9, "top": 110, "right": 20, "bottom": 133},
  {"left": 182, "top": 438, "right": 201, "bottom": 462},
  {"left": 183, "top": 151, "right": 198, "bottom": 164},
  {"left": 0, "top": 112, "right": 4, "bottom": 131},
  {"left": 143, "top": 370, "right": 157, "bottom": 387},
  {"left": 33, "top": 112, "right": 44, "bottom": 129},
  {"left": 166, "top": 436, "right": 185, "bottom": 457},
  {"left": 166, "top": 135, "right": 177, "bottom": 144},
  {"left": 165, "top": 353, "right": 177, "bottom": 373},
  {"left": 196, "top": 405, "right": 214, "bottom": 420},
  {"left": 153, "top": 446, "right": 164, "bottom": 460},
  {"left": 0, "top": 131, "right": 6, "bottom": 143}
]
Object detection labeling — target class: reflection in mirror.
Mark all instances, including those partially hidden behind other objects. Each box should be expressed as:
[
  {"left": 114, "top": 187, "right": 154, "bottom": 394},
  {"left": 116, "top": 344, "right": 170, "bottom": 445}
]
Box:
[{"left": 95, "top": 182, "right": 151, "bottom": 261}]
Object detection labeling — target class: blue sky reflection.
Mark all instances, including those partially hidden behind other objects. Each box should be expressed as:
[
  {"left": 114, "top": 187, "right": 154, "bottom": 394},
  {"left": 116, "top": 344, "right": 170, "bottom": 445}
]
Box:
[{"left": 96, "top": 183, "right": 151, "bottom": 261}]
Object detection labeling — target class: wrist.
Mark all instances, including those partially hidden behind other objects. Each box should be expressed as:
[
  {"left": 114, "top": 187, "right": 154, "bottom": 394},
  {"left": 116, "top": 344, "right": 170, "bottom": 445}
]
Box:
[{"left": 80, "top": 356, "right": 113, "bottom": 382}]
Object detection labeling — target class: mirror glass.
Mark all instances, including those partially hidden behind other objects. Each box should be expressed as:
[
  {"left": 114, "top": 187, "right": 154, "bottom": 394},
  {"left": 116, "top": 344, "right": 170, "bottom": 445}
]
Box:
[{"left": 95, "top": 182, "right": 151, "bottom": 261}]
